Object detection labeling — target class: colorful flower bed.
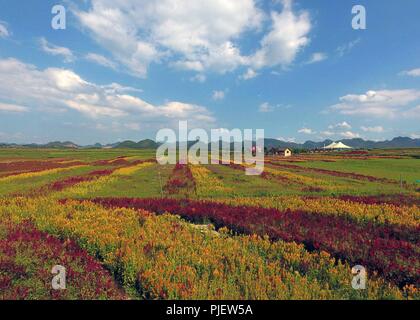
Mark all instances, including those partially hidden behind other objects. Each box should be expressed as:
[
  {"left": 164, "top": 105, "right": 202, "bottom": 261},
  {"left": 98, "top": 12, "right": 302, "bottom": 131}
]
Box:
[
  {"left": 269, "top": 162, "right": 397, "bottom": 184},
  {"left": 47, "top": 161, "right": 155, "bottom": 196},
  {"left": 337, "top": 195, "right": 420, "bottom": 207},
  {"left": 164, "top": 164, "right": 196, "bottom": 195},
  {"left": 92, "top": 198, "right": 420, "bottom": 288},
  {"left": 0, "top": 197, "right": 410, "bottom": 300},
  {"left": 0, "top": 160, "right": 85, "bottom": 177},
  {"left": 226, "top": 163, "right": 333, "bottom": 191},
  {"left": 0, "top": 165, "right": 88, "bottom": 183},
  {"left": 190, "top": 165, "right": 232, "bottom": 196},
  {"left": 0, "top": 221, "right": 125, "bottom": 300},
  {"left": 215, "top": 196, "right": 420, "bottom": 229}
]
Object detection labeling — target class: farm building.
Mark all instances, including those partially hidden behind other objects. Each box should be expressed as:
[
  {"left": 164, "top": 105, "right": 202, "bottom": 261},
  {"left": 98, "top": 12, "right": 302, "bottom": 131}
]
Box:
[{"left": 266, "top": 148, "right": 292, "bottom": 157}]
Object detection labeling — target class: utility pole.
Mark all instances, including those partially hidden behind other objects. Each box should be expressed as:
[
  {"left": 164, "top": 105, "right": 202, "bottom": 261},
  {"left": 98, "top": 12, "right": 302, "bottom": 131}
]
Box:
[
  {"left": 400, "top": 174, "right": 403, "bottom": 193},
  {"left": 158, "top": 170, "right": 163, "bottom": 198}
]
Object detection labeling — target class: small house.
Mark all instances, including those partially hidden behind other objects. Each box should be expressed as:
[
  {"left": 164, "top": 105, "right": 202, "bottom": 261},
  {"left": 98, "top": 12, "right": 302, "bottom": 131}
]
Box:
[
  {"left": 266, "top": 148, "right": 292, "bottom": 157},
  {"left": 282, "top": 148, "right": 292, "bottom": 157}
]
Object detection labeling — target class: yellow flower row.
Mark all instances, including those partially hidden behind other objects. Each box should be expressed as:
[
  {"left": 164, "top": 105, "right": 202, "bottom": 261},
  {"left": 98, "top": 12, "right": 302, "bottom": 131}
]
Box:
[
  {"left": 112, "top": 162, "right": 154, "bottom": 176},
  {"left": 51, "top": 162, "right": 154, "bottom": 198},
  {"left": 214, "top": 196, "right": 420, "bottom": 228},
  {"left": 0, "top": 165, "right": 87, "bottom": 183},
  {"left": 190, "top": 165, "right": 232, "bottom": 196},
  {"left": 0, "top": 197, "right": 412, "bottom": 300},
  {"left": 263, "top": 167, "right": 340, "bottom": 190},
  {"left": 52, "top": 175, "right": 117, "bottom": 198}
]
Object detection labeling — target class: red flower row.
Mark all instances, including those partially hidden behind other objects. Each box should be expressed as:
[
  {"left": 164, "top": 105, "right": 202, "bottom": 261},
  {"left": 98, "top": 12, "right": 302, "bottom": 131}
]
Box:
[
  {"left": 0, "top": 221, "right": 125, "bottom": 300},
  {"left": 92, "top": 197, "right": 420, "bottom": 287},
  {"left": 0, "top": 160, "right": 85, "bottom": 177},
  {"left": 268, "top": 162, "right": 396, "bottom": 184},
  {"left": 164, "top": 164, "right": 196, "bottom": 195}
]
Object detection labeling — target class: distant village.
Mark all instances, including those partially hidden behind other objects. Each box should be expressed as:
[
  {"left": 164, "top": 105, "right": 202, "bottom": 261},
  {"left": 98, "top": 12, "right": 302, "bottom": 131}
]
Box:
[{"left": 265, "top": 141, "right": 353, "bottom": 157}]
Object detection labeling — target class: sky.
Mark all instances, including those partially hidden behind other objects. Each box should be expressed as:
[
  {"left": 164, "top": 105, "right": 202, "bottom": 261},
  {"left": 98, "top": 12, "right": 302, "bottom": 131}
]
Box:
[{"left": 0, "top": 0, "right": 419, "bottom": 145}]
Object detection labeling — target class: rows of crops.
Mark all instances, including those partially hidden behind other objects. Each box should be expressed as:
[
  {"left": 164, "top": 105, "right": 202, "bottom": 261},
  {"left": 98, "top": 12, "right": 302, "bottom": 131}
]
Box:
[{"left": 0, "top": 150, "right": 419, "bottom": 300}]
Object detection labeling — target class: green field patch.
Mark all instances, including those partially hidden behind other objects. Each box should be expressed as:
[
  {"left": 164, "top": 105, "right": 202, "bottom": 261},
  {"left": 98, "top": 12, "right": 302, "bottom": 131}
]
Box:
[
  {"left": 293, "top": 158, "right": 420, "bottom": 184},
  {"left": 0, "top": 148, "right": 156, "bottom": 162},
  {"left": 57, "top": 163, "right": 173, "bottom": 199},
  {"left": 205, "top": 165, "right": 302, "bottom": 197},
  {"left": 0, "top": 165, "right": 102, "bottom": 197}
]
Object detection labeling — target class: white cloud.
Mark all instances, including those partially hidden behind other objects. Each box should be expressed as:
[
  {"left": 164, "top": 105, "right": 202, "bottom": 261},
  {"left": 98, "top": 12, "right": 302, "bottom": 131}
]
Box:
[
  {"left": 190, "top": 74, "right": 206, "bottom": 83},
  {"left": 298, "top": 127, "right": 315, "bottom": 135},
  {"left": 339, "top": 131, "right": 360, "bottom": 139},
  {"left": 320, "top": 131, "right": 334, "bottom": 137},
  {"left": 361, "top": 126, "right": 384, "bottom": 133},
  {"left": 85, "top": 53, "right": 118, "bottom": 70},
  {"left": 212, "top": 90, "right": 225, "bottom": 101},
  {"left": 336, "top": 38, "right": 360, "bottom": 57},
  {"left": 306, "top": 52, "right": 327, "bottom": 64},
  {"left": 240, "top": 68, "right": 258, "bottom": 80},
  {"left": 250, "top": 0, "right": 311, "bottom": 69},
  {"left": 400, "top": 68, "right": 420, "bottom": 77},
  {"left": 328, "top": 89, "right": 420, "bottom": 118},
  {"left": 259, "top": 102, "right": 275, "bottom": 113},
  {"left": 74, "top": 0, "right": 311, "bottom": 77},
  {"left": 277, "top": 136, "right": 296, "bottom": 142},
  {"left": 258, "top": 102, "right": 291, "bottom": 113},
  {"left": 39, "top": 38, "right": 75, "bottom": 63},
  {"left": 402, "top": 105, "right": 420, "bottom": 118},
  {"left": 0, "top": 102, "right": 28, "bottom": 113},
  {"left": 0, "top": 21, "right": 10, "bottom": 38},
  {"left": 124, "top": 122, "right": 141, "bottom": 131},
  {"left": 0, "top": 57, "right": 215, "bottom": 128},
  {"left": 328, "top": 121, "right": 352, "bottom": 130}
]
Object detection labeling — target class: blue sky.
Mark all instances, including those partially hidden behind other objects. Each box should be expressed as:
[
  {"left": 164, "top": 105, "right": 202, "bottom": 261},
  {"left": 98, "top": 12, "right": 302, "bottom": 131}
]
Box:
[{"left": 0, "top": 0, "right": 419, "bottom": 145}]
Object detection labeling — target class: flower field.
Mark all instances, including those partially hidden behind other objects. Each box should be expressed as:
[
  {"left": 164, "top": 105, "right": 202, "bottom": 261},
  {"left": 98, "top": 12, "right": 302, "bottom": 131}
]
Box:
[
  {"left": 0, "top": 220, "right": 125, "bottom": 300},
  {"left": 0, "top": 148, "right": 419, "bottom": 300}
]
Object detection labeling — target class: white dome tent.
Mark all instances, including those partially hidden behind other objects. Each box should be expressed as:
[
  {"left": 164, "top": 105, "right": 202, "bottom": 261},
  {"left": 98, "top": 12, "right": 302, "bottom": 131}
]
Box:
[{"left": 323, "top": 142, "right": 353, "bottom": 150}]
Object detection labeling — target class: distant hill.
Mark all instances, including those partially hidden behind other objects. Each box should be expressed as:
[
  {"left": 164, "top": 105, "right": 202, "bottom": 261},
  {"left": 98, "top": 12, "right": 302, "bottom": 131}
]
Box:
[
  {"left": 114, "top": 139, "right": 159, "bottom": 149},
  {"left": 0, "top": 137, "right": 419, "bottom": 150},
  {"left": 264, "top": 137, "right": 420, "bottom": 150}
]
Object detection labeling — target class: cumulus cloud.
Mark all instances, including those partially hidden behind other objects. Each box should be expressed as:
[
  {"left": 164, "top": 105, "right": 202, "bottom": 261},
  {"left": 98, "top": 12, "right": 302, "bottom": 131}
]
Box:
[
  {"left": 336, "top": 38, "right": 360, "bottom": 57},
  {"left": 298, "top": 127, "right": 315, "bottom": 135},
  {"left": 277, "top": 136, "right": 296, "bottom": 142},
  {"left": 190, "top": 74, "right": 206, "bottom": 83},
  {"left": 361, "top": 126, "right": 384, "bottom": 133},
  {"left": 85, "top": 53, "right": 118, "bottom": 70},
  {"left": 328, "top": 121, "right": 352, "bottom": 130},
  {"left": 212, "top": 90, "right": 226, "bottom": 101},
  {"left": 328, "top": 89, "right": 420, "bottom": 118},
  {"left": 250, "top": 0, "right": 311, "bottom": 69},
  {"left": 0, "top": 57, "right": 215, "bottom": 128},
  {"left": 39, "top": 38, "right": 75, "bottom": 63},
  {"left": 0, "top": 21, "right": 10, "bottom": 38},
  {"left": 402, "top": 105, "right": 420, "bottom": 118},
  {"left": 0, "top": 102, "right": 28, "bottom": 113},
  {"left": 306, "top": 52, "right": 327, "bottom": 64},
  {"left": 240, "top": 68, "right": 258, "bottom": 80},
  {"left": 73, "top": 0, "right": 311, "bottom": 77},
  {"left": 400, "top": 68, "right": 420, "bottom": 77},
  {"left": 319, "top": 131, "right": 334, "bottom": 137},
  {"left": 339, "top": 131, "right": 360, "bottom": 139},
  {"left": 259, "top": 102, "right": 275, "bottom": 113}
]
